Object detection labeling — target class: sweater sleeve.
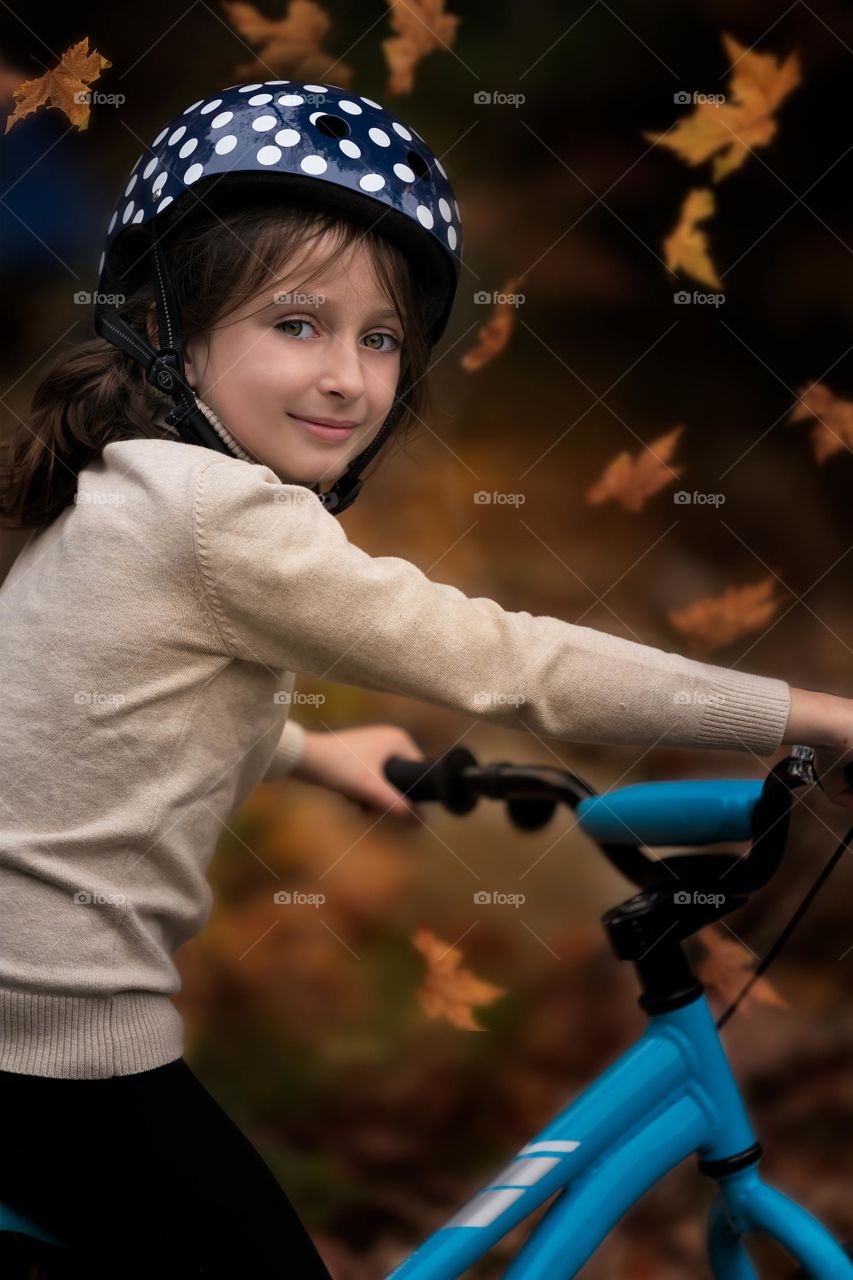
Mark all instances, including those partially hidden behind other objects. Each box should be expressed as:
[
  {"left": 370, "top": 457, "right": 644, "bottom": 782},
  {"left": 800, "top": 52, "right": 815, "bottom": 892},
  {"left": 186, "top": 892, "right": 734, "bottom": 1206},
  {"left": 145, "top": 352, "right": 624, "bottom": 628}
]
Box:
[
  {"left": 192, "top": 461, "right": 791, "bottom": 756},
  {"left": 261, "top": 716, "right": 307, "bottom": 781}
]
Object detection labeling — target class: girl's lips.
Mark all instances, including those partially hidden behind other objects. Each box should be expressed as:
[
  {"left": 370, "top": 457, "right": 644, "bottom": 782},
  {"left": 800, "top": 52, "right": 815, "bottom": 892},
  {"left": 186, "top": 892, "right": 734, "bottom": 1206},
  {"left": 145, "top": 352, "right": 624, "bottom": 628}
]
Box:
[{"left": 288, "top": 413, "right": 359, "bottom": 442}]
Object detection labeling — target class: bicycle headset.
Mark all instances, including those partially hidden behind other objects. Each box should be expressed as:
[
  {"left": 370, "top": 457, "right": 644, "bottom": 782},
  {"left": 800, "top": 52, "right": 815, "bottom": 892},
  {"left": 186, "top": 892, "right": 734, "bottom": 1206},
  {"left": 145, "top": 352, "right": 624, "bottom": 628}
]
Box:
[{"left": 92, "top": 81, "right": 463, "bottom": 516}]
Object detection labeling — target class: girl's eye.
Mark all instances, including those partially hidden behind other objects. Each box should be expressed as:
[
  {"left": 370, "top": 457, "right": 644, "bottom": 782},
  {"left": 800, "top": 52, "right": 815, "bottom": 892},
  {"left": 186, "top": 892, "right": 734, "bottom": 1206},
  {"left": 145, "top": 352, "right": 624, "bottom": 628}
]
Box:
[{"left": 275, "top": 317, "right": 401, "bottom": 353}]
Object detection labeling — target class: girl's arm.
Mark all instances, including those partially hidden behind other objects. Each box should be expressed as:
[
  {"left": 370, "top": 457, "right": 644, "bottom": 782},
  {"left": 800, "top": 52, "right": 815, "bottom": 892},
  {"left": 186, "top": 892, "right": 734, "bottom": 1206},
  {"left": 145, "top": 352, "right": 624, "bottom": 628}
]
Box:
[
  {"left": 191, "top": 461, "right": 834, "bottom": 762},
  {"left": 784, "top": 687, "right": 851, "bottom": 750}
]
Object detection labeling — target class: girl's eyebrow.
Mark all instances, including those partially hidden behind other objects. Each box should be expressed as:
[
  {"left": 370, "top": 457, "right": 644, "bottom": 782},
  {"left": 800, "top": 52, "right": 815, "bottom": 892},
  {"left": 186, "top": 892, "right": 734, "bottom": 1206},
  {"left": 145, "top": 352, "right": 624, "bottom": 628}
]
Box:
[{"left": 268, "top": 294, "right": 400, "bottom": 323}]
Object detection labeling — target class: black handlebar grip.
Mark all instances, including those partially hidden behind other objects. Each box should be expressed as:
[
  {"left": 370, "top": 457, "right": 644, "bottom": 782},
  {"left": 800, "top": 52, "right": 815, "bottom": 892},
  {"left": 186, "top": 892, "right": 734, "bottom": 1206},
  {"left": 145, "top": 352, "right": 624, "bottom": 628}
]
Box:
[
  {"left": 384, "top": 748, "right": 480, "bottom": 813},
  {"left": 383, "top": 756, "right": 441, "bottom": 802}
]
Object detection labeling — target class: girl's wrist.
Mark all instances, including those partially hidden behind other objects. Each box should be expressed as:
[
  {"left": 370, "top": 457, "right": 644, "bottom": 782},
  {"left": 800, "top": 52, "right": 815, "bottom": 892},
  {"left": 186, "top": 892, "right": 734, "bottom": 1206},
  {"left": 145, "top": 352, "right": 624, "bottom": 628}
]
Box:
[
  {"left": 289, "top": 728, "right": 333, "bottom": 785},
  {"left": 784, "top": 687, "right": 852, "bottom": 752}
]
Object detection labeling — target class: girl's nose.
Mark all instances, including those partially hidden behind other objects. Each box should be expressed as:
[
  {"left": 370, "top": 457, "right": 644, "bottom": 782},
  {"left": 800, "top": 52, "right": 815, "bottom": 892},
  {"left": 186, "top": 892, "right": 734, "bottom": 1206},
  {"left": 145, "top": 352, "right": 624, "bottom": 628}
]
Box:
[{"left": 318, "top": 338, "right": 367, "bottom": 401}]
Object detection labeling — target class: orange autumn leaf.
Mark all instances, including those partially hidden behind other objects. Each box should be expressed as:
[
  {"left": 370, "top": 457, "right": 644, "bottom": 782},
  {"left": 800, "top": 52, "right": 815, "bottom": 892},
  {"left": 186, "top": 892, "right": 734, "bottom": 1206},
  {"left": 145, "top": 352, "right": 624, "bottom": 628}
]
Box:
[
  {"left": 787, "top": 381, "right": 853, "bottom": 464},
  {"left": 664, "top": 189, "right": 722, "bottom": 288},
  {"left": 643, "top": 32, "right": 801, "bottom": 182},
  {"left": 585, "top": 426, "right": 685, "bottom": 513},
  {"left": 221, "top": 0, "right": 354, "bottom": 87},
  {"left": 697, "top": 925, "right": 788, "bottom": 1015},
  {"left": 413, "top": 926, "right": 505, "bottom": 1031},
  {"left": 382, "top": 0, "right": 462, "bottom": 97},
  {"left": 460, "top": 277, "right": 523, "bottom": 372},
  {"left": 667, "top": 576, "right": 782, "bottom": 655},
  {"left": 4, "top": 38, "right": 112, "bottom": 135}
]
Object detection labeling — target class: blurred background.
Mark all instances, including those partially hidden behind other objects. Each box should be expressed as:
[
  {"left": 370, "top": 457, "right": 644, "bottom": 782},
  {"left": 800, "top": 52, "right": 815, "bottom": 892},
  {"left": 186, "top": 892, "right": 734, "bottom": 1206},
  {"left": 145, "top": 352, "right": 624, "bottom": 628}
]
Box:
[{"left": 2, "top": 1, "right": 853, "bottom": 1275}]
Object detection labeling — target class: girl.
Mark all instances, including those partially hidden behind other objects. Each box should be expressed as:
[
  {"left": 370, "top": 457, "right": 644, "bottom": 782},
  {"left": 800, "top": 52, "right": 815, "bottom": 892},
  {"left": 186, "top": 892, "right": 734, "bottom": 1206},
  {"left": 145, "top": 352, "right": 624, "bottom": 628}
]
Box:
[{"left": 0, "top": 80, "right": 851, "bottom": 1279}]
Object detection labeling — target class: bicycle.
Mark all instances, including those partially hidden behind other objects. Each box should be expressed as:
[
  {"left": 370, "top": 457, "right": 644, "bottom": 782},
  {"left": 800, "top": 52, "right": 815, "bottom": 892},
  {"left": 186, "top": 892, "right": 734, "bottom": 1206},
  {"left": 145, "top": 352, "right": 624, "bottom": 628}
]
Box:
[
  {"left": 379, "top": 743, "right": 853, "bottom": 1279},
  {"left": 1, "top": 744, "right": 851, "bottom": 1278}
]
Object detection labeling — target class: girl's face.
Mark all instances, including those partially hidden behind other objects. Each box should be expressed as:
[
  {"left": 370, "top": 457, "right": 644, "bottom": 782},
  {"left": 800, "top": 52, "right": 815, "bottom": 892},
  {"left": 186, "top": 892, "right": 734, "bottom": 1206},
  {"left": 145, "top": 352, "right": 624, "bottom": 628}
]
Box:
[{"left": 180, "top": 233, "right": 405, "bottom": 485}]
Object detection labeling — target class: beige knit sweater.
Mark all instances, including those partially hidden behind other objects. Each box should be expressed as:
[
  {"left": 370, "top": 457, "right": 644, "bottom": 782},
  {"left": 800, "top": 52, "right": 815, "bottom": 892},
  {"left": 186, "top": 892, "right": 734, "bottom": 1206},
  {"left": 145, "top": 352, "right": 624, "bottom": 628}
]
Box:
[{"left": 0, "top": 436, "right": 790, "bottom": 1077}]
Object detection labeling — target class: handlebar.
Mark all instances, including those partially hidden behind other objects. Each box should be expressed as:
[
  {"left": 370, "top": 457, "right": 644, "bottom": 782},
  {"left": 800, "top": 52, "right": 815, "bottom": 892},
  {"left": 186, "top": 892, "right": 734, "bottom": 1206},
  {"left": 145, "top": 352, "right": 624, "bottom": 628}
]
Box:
[{"left": 383, "top": 744, "right": 820, "bottom": 896}]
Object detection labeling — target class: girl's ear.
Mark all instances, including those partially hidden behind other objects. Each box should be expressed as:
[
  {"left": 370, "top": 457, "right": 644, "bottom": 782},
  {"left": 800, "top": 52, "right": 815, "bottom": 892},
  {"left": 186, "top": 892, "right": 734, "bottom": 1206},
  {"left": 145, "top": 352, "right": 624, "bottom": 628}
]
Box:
[{"left": 145, "top": 302, "right": 197, "bottom": 390}]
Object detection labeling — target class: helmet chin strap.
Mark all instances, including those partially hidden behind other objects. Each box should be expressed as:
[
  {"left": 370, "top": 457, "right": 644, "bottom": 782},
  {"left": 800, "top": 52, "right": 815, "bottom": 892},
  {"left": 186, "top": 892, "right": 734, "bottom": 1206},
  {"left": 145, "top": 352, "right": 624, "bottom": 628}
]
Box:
[{"left": 94, "top": 226, "right": 410, "bottom": 517}]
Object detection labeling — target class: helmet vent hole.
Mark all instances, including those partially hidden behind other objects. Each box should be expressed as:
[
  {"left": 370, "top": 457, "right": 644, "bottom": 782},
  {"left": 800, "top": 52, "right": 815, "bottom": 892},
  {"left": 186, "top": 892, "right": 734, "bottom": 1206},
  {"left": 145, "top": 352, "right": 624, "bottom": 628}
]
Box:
[
  {"left": 406, "top": 150, "right": 431, "bottom": 182},
  {"left": 314, "top": 114, "right": 350, "bottom": 140}
]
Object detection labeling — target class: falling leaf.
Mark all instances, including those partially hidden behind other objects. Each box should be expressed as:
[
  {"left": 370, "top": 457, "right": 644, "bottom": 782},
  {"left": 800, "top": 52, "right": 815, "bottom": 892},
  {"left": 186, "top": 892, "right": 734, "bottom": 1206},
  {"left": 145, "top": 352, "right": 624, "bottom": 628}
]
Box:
[
  {"left": 4, "top": 38, "right": 112, "bottom": 135},
  {"left": 460, "top": 277, "right": 523, "bottom": 372},
  {"left": 413, "top": 926, "right": 505, "bottom": 1030},
  {"left": 663, "top": 189, "right": 722, "bottom": 288},
  {"left": 643, "top": 32, "right": 801, "bottom": 182},
  {"left": 221, "top": 0, "right": 354, "bottom": 87},
  {"left": 697, "top": 925, "right": 789, "bottom": 1014},
  {"left": 787, "top": 381, "right": 853, "bottom": 464},
  {"left": 585, "top": 426, "right": 685, "bottom": 513},
  {"left": 667, "top": 576, "right": 783, "bottom": 655},
  {"left": 382, "top": 0, "right": 462, "bottom": 97}
]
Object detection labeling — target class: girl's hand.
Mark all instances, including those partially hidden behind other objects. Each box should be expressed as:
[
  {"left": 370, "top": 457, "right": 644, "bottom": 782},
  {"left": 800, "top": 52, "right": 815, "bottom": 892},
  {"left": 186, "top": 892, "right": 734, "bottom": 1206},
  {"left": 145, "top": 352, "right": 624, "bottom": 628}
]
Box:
[
  {"left": 291, "top": 724, "right": 427, "bottom": 826},
  {"left": 784, "top": 687, "right": 853, "bottom": 815},
  {"left": 815, "top": 748, "right": 853, "bottom": 816}
]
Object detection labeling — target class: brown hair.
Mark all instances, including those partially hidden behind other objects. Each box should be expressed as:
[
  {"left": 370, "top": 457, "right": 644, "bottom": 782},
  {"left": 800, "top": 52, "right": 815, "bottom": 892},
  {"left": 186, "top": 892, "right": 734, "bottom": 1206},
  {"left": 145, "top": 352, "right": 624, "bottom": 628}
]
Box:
[{"left": 0, "top": 199, "right": 434, "bottom": 529}]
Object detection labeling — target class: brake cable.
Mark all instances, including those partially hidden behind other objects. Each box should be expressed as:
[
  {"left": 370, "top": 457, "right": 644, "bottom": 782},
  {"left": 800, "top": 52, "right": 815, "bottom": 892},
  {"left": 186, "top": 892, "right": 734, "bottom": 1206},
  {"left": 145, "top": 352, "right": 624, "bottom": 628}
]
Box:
[{"left": 716, "top": 764, "right": 853, "bottom": 1029}]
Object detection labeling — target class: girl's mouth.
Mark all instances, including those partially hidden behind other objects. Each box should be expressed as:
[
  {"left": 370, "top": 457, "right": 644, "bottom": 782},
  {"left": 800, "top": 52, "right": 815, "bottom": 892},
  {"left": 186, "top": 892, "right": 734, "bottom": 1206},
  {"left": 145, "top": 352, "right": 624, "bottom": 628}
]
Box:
[{"left": 288, "top": 414, "right": 359, "bottom": 442}]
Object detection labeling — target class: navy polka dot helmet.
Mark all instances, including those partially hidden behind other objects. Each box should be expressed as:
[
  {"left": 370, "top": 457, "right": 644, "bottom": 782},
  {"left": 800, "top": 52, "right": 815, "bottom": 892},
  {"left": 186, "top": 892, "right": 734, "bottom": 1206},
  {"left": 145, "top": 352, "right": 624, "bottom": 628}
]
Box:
[{"left": 96, "top": 79, "right": 463, "bottom": 347}]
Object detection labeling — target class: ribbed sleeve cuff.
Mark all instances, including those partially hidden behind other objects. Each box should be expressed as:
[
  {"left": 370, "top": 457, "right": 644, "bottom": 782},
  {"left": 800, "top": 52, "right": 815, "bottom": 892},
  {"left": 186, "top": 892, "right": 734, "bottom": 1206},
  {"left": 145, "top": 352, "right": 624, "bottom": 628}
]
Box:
[
  {"left": 689, "top": 672, "right": 791, "bottom": 756},
  {"left": 262, "top": 717, "right": 307, "bottom": 780}
]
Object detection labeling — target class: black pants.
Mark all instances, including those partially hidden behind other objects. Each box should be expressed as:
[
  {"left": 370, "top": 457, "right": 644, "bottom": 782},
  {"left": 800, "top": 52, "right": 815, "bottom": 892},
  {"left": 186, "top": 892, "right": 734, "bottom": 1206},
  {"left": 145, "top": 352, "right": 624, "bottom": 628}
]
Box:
[{"left": 0, "top": 1056, "right": 333, "bottom": 1278}]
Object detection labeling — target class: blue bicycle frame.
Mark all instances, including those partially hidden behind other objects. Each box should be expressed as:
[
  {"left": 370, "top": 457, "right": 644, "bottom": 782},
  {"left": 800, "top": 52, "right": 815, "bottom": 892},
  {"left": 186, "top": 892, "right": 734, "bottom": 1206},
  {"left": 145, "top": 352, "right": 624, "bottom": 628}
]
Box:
[
  {"left": 386, "top": 992, "right": 853, "bottom": 1279},
  {"left": 381, "top": 745, "right": 853, "bottom": 1279}
]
